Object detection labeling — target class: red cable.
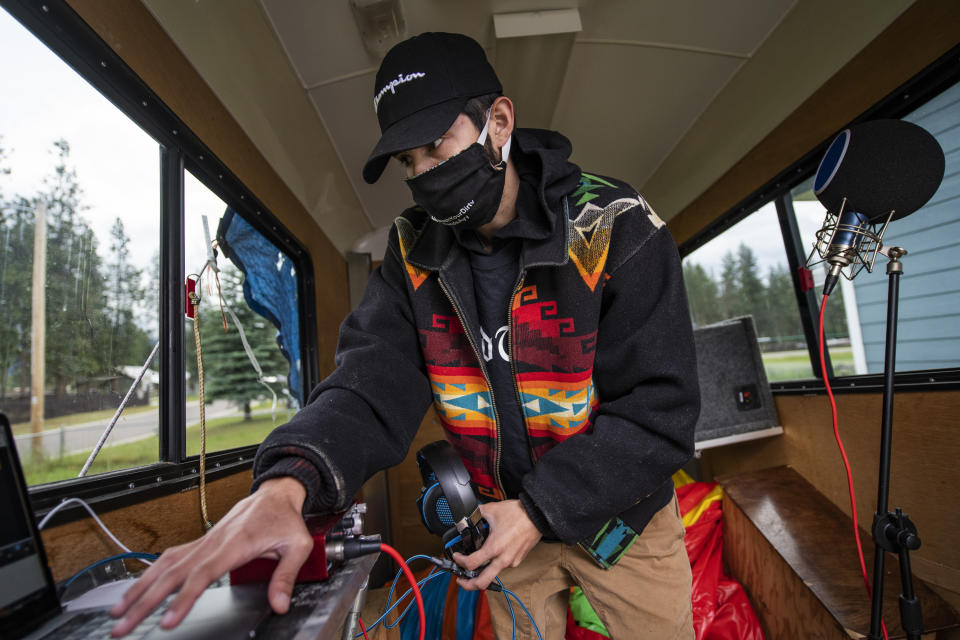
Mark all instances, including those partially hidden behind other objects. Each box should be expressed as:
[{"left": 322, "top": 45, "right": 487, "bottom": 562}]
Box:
[
  {"left": 819, "top": 294, "right": 888, "bottom": 640},
  {"left": 358, "top": 616, "right": 371, "bottom": 640},
  {"left": 379, "top": 543, "right": 425, "bottom": 640}
]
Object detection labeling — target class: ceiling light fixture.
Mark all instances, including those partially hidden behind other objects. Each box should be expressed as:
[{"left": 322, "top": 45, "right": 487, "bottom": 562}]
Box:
[
  {"left": 350, "top": 0, "right": 407, "bottom": 59},
  {"left": 493, "top": 8, "right": 582, "bottom": 39}
]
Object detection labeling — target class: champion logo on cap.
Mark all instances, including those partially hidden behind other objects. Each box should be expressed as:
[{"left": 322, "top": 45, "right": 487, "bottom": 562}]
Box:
[{"left": 373, "top": 72, "right": 428, "bottom": 113}]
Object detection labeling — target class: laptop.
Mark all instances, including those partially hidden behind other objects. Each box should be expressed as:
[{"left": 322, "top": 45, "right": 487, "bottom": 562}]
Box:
[{"left": 0, "top": 412, "right": 273, "bottom": 639}]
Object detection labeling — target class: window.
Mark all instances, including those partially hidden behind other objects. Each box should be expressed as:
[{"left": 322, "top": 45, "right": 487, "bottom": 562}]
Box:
[
  {"left": 0, "top": 2, "right": 316, "bottom": 492},
  {"left": 682, "top": 201, "right": 815, "bottom": 382},
  {"left": 792, "top": 80, "right": 960, "bottom": 375},
  {"left": 682, "top": 56, "right": 960, "bottom": 390},
  {"left": 183, "top": 172, "right": 299, "bottom": 456},
  {"left": 0, "top": 7, "right": 161, "bottom": 484}
]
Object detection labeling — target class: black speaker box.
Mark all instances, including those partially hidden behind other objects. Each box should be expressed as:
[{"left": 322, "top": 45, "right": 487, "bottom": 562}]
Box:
[{"left": 692, "top": 316, "right": 780, "bottom": 443}]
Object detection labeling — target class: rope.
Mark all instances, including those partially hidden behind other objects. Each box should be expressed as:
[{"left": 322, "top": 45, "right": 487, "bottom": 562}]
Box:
[
  {"left": 189, "top": 286, "right": 213, "bottom": 531},
  {"left": 79, "top": 342, "right": 160, "bottom": 477}
]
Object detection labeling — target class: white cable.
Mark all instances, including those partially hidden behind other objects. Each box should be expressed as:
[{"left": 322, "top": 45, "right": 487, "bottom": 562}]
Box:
[
  {"left": 201, "top": 214, "right": 278, "bottom": 425},
  {"left": 79, "top": 341, "right": 160, "bottom": 477},
  {"left": 220, "top": 296, "right": 278, "bottom": 425},
  {"left": 37, "top": 498, "right": 152, "bottom": 565}
]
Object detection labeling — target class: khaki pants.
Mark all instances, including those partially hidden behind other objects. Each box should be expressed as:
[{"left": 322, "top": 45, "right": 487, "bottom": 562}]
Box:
[{"left": 486, "top": 494, "right": 693, "bottom": 640}]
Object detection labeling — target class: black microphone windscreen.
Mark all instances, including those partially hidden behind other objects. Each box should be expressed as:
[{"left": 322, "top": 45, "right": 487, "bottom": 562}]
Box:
[{"left": 814, "top": 119, "right": 945, "bottom": 222}]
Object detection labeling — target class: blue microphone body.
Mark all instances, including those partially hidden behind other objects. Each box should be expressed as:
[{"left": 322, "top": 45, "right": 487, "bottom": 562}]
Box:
[
  {"left": 822, "top": 209, "right": 870, "bottom": 296},
  {"left": 811, "top": 119, "right": 944, "bottom": 296}
]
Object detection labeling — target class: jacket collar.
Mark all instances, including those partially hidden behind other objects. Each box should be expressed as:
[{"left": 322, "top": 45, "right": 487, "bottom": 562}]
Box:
[
  {"left": 404, "top": 128, "right": 579, "bottom": 273},
  {"left": 403, "top": 199, "right": 570, "bottom": 273}
]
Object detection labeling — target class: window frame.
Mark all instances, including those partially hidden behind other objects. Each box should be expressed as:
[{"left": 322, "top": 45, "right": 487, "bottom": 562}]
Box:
[
  {"left": 678, "top": 42, "right": 960, "bottom": 395},
  {"left": 3, "top": 0, "right": 319, "bottom": 520}
]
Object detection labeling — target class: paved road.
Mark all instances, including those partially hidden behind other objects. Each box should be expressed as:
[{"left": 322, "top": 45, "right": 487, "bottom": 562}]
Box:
[{"left": 15, "top": 399, "right": 238, "bottom": 460}]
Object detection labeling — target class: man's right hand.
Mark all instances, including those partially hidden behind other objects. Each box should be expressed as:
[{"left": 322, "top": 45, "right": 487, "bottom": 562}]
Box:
[{"left": 109, "top": 476, "right": 313, "bottom": 637}]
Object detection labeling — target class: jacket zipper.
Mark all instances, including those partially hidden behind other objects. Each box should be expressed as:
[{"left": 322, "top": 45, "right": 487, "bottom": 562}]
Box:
[
  {"left": 437, "top": 277, "right": 507, "bottom": 499},
  {"left": 506, "top": 270, "right": 536, "bottom": 465}
]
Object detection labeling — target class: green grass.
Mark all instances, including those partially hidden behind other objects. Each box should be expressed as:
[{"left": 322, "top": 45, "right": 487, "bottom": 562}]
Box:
[
  {"left": 761, "top": 346, "right": 855, "bottom": 381},
  {"left": 23, "top": 413, "right": 286, "bottom": 486}
]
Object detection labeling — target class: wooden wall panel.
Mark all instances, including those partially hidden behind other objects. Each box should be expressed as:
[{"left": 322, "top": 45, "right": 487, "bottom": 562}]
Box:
[
  {"left": 65, "top": 0, "right": 350, "bottom": 378},
  {"left": 702, "top": 390, "right": 960, "bottom": 614},
  {"left": 385, "top": 409, "right": 448, "bottom": 562},
  {"left": 41, "top": 471, "right": 252, "bottom": 582},
  {"left": 667, "top": 0, "right": 960, "bottom": 247}
]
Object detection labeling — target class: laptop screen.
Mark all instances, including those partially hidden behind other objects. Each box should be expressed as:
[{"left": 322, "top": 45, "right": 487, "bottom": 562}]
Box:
[{"left": 0, "top": 414, "right": 60, "bottom": 636}]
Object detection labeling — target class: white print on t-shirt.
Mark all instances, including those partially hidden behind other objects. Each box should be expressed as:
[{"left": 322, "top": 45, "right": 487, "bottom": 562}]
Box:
[{"left": 480, "top": 325, "right": 510, "bottom": 363}]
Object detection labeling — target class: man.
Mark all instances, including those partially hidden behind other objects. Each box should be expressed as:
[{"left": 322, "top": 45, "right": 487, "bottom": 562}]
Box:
[{"left": 111, "top": 32, "right": 699, "bottom": 639}]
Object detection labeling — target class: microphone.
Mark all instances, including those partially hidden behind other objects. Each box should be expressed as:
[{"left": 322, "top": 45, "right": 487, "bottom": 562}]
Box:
[{"left": 807, "top": 119, "right": 945, "bottom": 295}]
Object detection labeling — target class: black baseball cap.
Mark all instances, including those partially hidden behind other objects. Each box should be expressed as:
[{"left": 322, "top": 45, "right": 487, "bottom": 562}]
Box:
[{"left": 362, "top": 32, "right": 502, "bottom": 184}]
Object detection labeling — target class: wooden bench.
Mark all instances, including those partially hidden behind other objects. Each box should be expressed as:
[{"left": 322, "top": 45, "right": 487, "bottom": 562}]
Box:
[{"left": 719, "top": 466, "right": 959, "bottom": 639}]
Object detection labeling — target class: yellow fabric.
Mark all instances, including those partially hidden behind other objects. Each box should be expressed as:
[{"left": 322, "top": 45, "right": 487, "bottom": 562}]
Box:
[
  {"left": 672, "top": 468, "right": 695, "bottom": 488},
  {"left": 682, "top": 485, "right": 724, "bottom": 528}
]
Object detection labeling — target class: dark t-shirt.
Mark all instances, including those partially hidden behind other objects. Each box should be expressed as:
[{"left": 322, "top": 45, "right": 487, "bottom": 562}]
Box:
[{"left": 467, "top": 239, "right": 532, "bottom": 498}]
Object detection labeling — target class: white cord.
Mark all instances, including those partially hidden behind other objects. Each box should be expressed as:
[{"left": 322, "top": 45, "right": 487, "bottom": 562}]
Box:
[
  {"left": 37, "top": 498, "right": 152, "bottom": 565},
  {"left": 79, "top": 341, "right": 160, "bottom": 477},
  {"left": 220, "top": 296, "right": 278, "bottom": 425},
  {"left": 201, "top": 214, "right": 278, "bottom": 426}
]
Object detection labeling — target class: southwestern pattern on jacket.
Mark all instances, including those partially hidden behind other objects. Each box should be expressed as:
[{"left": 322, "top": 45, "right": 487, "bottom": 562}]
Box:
[
  {"left": 252, "top": 130, "right": 699, "bottom": 547},
  {"left": 394, "top": 172, "right": 684, "bottom": 506}
]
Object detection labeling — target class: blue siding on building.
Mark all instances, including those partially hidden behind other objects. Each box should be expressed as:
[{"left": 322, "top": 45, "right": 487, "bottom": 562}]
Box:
[{"left": 853, "top": 81, "right": 960, "bottom": 372}]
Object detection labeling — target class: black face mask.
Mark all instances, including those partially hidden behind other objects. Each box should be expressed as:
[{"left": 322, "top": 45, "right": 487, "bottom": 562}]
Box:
[{"left": 404, "top": 119, "right": 513, "bottom": 230}]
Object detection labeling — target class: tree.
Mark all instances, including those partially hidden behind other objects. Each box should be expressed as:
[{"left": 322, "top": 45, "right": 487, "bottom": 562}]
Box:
[
  {"left": 683, "top": 262, "right": 723, "bottom": 327},
  {"left": 735, "top": 244, "right": 769, "bottom": 337},
  {"left": 718, "top": 250, "right": 742, "bottom": 320},
  {"left": 0, "top": 199, "right": 35, "bottom": 397},
  {"left": 105, "top": 217, "right": 153, "bottom": 376},
  {"left": 41, "top": 139, "right": 105, "bottom": 397},
  {"left": 765, "top": 264, "right": 805, "bottom": 349},
  {"left": 196, "top": 265, "right": 289, "bottom": 420}
]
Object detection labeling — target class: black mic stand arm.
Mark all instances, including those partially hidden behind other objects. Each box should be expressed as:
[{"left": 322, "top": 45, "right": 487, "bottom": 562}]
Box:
[{"left": 867, "top": 245, "right": 923, "bottom": 640}]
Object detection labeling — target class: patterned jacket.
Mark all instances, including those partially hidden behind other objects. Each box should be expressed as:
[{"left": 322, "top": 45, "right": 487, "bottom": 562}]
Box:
[{"left": 252, "top": 129, "right": 700, "bottom": 551}]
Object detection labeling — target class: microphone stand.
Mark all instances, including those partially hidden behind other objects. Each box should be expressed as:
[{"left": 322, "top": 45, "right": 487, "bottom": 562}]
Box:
[{"left": 867, "top": 246, "right": 923, "bottom": 640}]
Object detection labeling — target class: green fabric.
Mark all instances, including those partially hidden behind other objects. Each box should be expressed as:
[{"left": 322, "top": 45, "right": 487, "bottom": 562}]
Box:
[{"left": 569, "top": 587, "right": 610, "bottom": 638}]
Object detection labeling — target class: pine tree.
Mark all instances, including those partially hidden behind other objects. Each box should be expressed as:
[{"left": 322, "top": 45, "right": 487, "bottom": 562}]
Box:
[
  {"left": 736, "top": 244, "right": 769, "bottom": 338},
  {"left": 765, "top": 264, "right": 805, "bottom": 349},
  {"left": 196, "top": 265, "right": 289, "bottom": 420},
  {"left": 682, "top": 262, "right": 723, "bottom": 327},
  {"left": 41, "top": 139, "right": 105, "bottom": 397}
]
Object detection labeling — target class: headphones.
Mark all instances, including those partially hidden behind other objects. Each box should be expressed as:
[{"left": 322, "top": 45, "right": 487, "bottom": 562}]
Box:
[{"left": 416, "top": 440, "right": 489, "bottom": 559}]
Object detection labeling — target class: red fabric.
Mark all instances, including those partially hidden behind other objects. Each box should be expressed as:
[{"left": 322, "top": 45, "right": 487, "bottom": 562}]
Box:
[
  {"left": 565, "top": 482, "right": 765, "bottom": 640},
  {"left": 676, "top": 481, "right": 718, "bottom": 515},
  {"left": 472, "top": 591, "right": 494, "bottom": 640},
  {"left": 564, "top": 610, "right": 612, "bottom": 640},
  {"left": 680, "top": 483, "right": 764, "bottom": 640},
  {"left": 705, "top": 579, "right": 765, "bottom": 640}
]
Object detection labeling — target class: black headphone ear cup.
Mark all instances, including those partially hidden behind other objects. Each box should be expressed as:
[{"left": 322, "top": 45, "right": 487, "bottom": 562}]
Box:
[{"left": 419, "top": 483, "right": 455, "bottom": 536}]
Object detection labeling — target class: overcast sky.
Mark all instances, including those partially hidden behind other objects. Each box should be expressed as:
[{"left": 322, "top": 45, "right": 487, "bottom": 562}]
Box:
[{"left": 0, "top": 7, "right": 226, "bottom": 289}]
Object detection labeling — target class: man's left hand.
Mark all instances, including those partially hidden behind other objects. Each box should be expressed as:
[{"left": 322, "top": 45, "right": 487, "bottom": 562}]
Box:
[{"left": 452, "top": 499, "right": 541, "bottom": 590}]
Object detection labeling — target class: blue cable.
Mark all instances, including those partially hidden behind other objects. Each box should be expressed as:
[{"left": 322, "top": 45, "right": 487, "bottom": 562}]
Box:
[
  {"left": 356, "top": 555, "right": 443, "bottom": 637},
  {"left": 384, "top": 572, "right": 443, "bottom": 631},
  {"left": 495, "top": 577, "right": 516, "bottom": 640},
  {"left": 383, "top": 554, "right": 435, "bottom": 628},
  {"left": 358, "top": 571, "right": 444, "bottom": 635},
  {"left": 356, "top": 555, "right": 541, "bottom": 640},
  {"left": 502, "top": 587, "right": 543, "bottom": 640},
  {"left": 60, "top": 552, "right": 159, "bottom": 592}
]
